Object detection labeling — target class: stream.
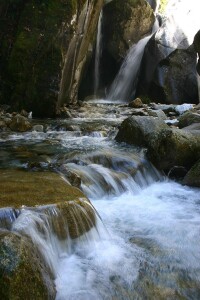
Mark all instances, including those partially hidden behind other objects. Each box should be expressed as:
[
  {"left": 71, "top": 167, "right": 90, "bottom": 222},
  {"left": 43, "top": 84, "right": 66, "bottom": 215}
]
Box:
[{"left": 1, "top": 101, "right": 200, "bottom": 299}]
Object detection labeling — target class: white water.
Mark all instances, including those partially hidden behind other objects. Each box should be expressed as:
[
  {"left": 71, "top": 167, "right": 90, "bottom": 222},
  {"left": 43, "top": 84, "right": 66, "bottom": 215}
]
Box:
[
  {"left": 94, "top": 10, "right": 103, "bottom": 97},
  {"left": 108, "top": 35, "right": 153, "bottom": 101},
  {"left": 1, "top": 101, "right": 200, "bottom": 298},
  {"left": 55, "top": 181, "right": 200, "bottom": 299},
  {"left": 108, "top": 18, "right": 159, "bottom": 102}
]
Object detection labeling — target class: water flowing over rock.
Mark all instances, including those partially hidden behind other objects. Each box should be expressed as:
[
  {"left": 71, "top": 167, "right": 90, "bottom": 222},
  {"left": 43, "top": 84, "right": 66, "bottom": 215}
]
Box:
[
  {"left": 0, "top": 100, "right": 200, "bottom": 298},
  {"left": 103, "top": 0, "right": 155, "bottom": 62},
  {"left": 0, "top": 0, "right": 103, "bottom": 117},
  {"left": 0, "top": 170, "right": 97, "bottom": 293}
]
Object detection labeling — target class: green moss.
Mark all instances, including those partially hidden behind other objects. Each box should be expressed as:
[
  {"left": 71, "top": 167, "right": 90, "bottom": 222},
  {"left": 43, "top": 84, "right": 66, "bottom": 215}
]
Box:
[
  {"left": 0, "top": 232, "right": 55, "bottom": 299},
  {"left": 0, "top": 170, "right": 85, "bottom": 208}
]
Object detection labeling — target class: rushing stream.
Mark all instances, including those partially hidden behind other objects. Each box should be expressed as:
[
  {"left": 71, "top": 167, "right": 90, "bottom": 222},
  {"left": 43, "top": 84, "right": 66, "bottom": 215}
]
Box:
[{"left": 1, "top": 101, "right": 200, "bottom": 299}]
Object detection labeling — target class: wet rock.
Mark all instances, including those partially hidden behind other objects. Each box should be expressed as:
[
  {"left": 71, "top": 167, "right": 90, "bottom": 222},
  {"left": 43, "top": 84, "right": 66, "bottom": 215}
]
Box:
[
  {"left": 129, "top": 98, "right": 143, "bottom": 108},
  {"left": 147, "top": 109, "right": 167, "bottom": 120},
  {"left": 168, "top": 166, "right": 188, "bottom": 180},
  {"left": 147, "top": 128, "right": 200, "bottom": 171},
  {"left": 0, "top": 170, "right": 96, "bottom": 239},
  {"left": 116, "top": 115, "right": 200, "bottom": 173},
  {"left": 183, "top": 159, "right": 200, "bottom": 187},
  {"left": 0, "top": 231, "right": 55, "bottom": 299},
  {"left": 9, "top": 114, "right": 32, "bottom": 132},
  {"left": 32, "top": 125, "right": 44, "bottom": 132},
  {"left": 116, "top": 116, "right": 168, "bottom": 146},
  {"left": 150, "top": 103, "right": 176, "bottom": 114},
  {"left": 181, "top": 123, "right": 200, "bottom": 132},
  {"left": 178, "top": 111, "right": 200, "bottom": 128}
]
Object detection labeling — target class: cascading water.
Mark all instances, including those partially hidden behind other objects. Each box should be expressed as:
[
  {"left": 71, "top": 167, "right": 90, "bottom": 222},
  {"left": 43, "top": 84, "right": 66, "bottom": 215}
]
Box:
[
  {"left": 94, "top": 10, "right": 103, "bottom": 97},
  {"left": 0, "top": 101, "right": 200, "bottom": 298},
  {"left": 107, "top": 21, "right": 159, "bottom": 101}
]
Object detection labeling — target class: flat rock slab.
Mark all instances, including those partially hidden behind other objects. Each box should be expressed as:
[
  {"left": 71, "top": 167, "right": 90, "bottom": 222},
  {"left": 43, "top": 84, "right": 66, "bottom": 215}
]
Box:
[{"left": 0, "top": 170, "right": 85, "bottom": 208}]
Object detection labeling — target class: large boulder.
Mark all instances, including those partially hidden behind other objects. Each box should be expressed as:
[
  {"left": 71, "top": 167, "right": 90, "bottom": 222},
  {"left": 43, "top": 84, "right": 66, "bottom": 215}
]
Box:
[
  {"left": 103, "top": 0, "right": 155, "bottom": 61},
  {"left": 116, "top": 115, "right": 168, "bottom": 146},
  {"left": 0, "top": 231, "right": 55, "bottom": 300},
  {"left": 116, "top": 116, "right": 200, "bottom": 173},
  {"left": 147, "top": 128, "right": 200, "bottom": 171},
  {"left": 0, "top": 0, "right": 103, "bottom": 117}
]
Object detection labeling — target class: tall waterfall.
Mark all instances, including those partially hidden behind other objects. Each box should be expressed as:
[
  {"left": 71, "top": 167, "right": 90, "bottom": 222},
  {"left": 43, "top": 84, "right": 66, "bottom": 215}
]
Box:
[
  {"left": 108, "top": 21, "right": 159, "bottom": 101},
  {"left": 94, "top": 11, "right": 103, "bottom": 97}
]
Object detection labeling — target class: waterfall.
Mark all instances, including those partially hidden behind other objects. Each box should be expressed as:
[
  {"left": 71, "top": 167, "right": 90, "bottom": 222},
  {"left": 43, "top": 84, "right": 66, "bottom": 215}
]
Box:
[
  {"left": 0, "top": 201, "right": 98, "bottom": 277},
  {"left": 94, "top": 10, "right": 103, "bottom": 97}
]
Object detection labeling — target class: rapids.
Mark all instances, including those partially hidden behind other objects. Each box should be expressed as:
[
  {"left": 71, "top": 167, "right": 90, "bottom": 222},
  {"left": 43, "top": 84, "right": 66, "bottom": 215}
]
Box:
[{"left": 0, "top": 101, "right": 200, "bottom": 299}]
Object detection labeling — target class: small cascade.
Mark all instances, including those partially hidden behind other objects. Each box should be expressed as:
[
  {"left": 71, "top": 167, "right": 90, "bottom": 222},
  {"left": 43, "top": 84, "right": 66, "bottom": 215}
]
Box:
[
  {"left": 94, "top": 10, "right": 103, "bottom": 97},
  {"left": 61, "top": 149, "right": 163, "bottom": 199},
  {"left": 0, "top": 207, "right": 19, "bottom": 230},
  {"left": 0, "top": 201, "right": 99, "bottom": 277},
  {"left": 107, "top": 21, "right": 159, "bottom": 101}
]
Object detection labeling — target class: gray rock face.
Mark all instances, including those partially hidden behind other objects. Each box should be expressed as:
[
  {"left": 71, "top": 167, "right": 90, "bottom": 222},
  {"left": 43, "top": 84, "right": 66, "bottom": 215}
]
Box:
[
  {"left": 9, "top": 114, "right": 32, "bottom": 132},
  {"left": 58, "top": 0, "right": 104, "bottom": 109},
  {"left": 103, "top": 0, "right": 155, "bottom": 61},
  {"left": 0, "top": 1, "right": 104, "bottom": 116}
]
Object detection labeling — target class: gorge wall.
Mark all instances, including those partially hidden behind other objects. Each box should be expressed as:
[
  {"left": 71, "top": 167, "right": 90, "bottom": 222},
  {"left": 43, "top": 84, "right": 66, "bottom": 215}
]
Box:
[{"left": 0, "top": 0, "right": 103, "bottom": 117}]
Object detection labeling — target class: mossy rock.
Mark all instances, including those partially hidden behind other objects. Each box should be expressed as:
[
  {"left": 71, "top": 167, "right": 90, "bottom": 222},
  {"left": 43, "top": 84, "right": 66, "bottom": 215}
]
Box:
[
  {"left": 0, "top": 231, "right": 55, "bottom": 300},
  {"left": 147, "top": 128, "right": 200, "bottom": 172},
  {"left": 116, "top": 115, "right": 168, "bottom": 146},
  {"left": 0, "top": 170, "right": 96, "bottom": 239},
  {"left": 0, "top": 0, "right": 103, "bottom": 116}
]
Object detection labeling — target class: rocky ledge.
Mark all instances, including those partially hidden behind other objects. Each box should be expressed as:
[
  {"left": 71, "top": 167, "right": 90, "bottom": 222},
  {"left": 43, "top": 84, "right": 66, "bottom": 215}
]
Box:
[
  {"left": 0, "top": 170, "right": 96, "bottom": 299},
  {"left": 116, "top": 99, "right": 200, "bottom": 187}
]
